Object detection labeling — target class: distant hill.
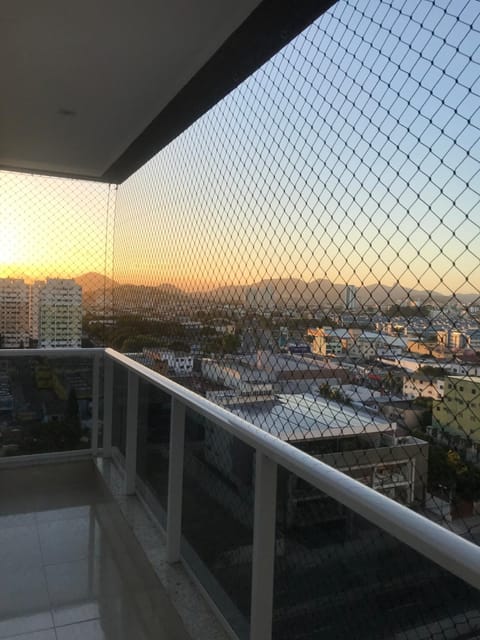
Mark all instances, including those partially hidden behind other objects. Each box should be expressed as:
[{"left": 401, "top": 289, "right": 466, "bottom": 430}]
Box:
[
  {"left": 202, "top": 278, "right": 467, "bottom": 308},
  {"left": 112, "top": 283, "right": 189, "bottom": 310},
  {"left": 78, "top": 272, "right": 476, "bottom": 310},
  {"left": 359, "top": 283, "right": 451, "bottom": 307},
  {"left": 75, "top": 272, "right": 116, "bottom": 292}
]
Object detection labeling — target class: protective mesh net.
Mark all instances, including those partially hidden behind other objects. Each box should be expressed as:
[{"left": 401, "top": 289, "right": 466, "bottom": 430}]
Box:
[
  {"left": 112, "top": 0, "right": 480, "bottom": 543},
  {"left": 0, "top": 173, "right": 113, "bottom": 455},
  {"left": 110, "top": 2, "right": 480, "bottom": 633},
  {"left": 2, "top": 0, "right": 480, "bottom": 636},
  {"left": 0, "top": 171, "right": 116, "bottom": 347}
]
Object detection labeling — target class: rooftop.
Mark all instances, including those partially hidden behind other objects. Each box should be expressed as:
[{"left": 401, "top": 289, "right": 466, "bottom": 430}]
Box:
[{"left": 231, "top": 393, "right": 392, "bottom": 442}]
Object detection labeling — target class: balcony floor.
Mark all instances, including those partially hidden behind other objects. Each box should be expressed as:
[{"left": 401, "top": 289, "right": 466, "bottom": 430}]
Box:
[{"left": 0, "top": 460, "right": 191, "bottom": 640}]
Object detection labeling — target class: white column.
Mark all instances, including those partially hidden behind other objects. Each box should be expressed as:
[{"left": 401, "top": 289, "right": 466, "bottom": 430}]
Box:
[
  {"left": 91, "top": 354, "right": 100, "bottom": 455},
  {"left": 125, "top": 371, "right": 139, "bottom": 495},
  {"left": 166, "top": 397, "right": 186, "bottom": 563},
  {"left": 103, "top": 357, "right": 113, "bottom": 457},
  {"left": 250, "top": 452, "right": 277, "bottom": 640}
]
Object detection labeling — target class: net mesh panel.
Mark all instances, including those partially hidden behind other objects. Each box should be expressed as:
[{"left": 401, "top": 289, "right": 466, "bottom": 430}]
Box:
[
  {"left": 112, "top": 0, "right": 480, "bottom": 569},
  {"left": 112, "top": 0, "right": 480, "bottom": 632},
  {"left": 273, "top": 471, "right": 480, "bottom": 640},
  {"left": 113, "top": 0, "right": 480, "bottom": 529},
  {"left": 0, "top": 171, "right": 116, "bottom": 347},
  {"left": 2, "top": 0, "right": 479, "bottom": 635},
  {"left": 0, "top": 172, "right": 113, "bottom": 455}
]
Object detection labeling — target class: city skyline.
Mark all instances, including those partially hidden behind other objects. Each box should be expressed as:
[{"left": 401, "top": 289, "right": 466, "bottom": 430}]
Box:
[
  {"left": 0, "top": 270, "right": 479, "bottom": 306},
  {"left": 1, "top": 0, "right": 479, "bottom": 298}
]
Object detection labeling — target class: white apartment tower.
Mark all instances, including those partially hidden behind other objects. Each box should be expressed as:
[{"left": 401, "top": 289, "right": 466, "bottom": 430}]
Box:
[
  {"left": 32, "top": 279, "right": 82, "bottom": 348},
  {"left": 344, "top": 284, "right": 358, "bottom": 311},
  {"left": 0, "top": 279, "right": 30, "bottom": 348}
]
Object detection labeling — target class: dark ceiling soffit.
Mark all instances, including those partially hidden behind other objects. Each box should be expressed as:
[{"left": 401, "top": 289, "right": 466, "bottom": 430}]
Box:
[
  {"left": 103, "top": 0, "right": 337, "bottom": 184},
  {"left": 0, "top": 164, "right": 108, "bottom": 183}
]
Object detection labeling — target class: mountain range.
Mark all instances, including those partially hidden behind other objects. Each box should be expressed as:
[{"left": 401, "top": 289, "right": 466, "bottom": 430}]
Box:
[{"left": 75, "top": 273, "right": 480, "bottom": 308}]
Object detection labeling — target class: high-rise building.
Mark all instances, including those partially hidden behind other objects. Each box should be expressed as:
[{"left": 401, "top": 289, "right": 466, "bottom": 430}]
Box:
[
  {"left": 344, "top": 284, "right": 357, "bottom": 311},
  {"left": 31, "top": 279, "right": 82, "bottom": 348},
  {"left": 0, "top": 278, "right": 30, "bottom": 348},
  {"left": 29, "top": 281, "right": 41, "bottom": 345}
]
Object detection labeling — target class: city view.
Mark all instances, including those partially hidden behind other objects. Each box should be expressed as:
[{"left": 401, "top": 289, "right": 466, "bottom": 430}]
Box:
[
  {"left": 4, "top": 268, "right": 480, "bottom": 516},
  {"left": 1, "top": 0, "right": 480, "bottom": 639}
]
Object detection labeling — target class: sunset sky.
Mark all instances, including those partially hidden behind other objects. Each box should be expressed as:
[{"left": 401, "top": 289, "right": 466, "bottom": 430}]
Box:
[
  {"left": 0, "top": 171, "right": 114, "bottom": 282},
  {"left": 1, "top": 0, "right": 479, "bottom": 298}
]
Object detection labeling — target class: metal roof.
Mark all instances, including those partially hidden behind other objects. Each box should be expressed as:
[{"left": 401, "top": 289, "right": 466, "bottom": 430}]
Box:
[{"left": 232, "top": 394, "right": 392, "bottom": 442}]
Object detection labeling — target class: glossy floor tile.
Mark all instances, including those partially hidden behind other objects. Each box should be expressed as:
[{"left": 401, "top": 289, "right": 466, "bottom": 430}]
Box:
[
  {"left": 0, "top": 461, "right": 191, "bottom": 640},
  {"left": 2, "top": 630, "right": 57, "bottom": 640}
]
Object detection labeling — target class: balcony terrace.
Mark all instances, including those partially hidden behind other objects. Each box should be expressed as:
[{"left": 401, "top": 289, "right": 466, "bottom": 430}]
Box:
[
  {"left": 1, "top": 348, "right": 480, "bottom": 639},
  {"left": 0, "top": 460, "right": 193, "bottom": 640},
  {"left": 2, "top": 0, "right": 480, "bottom": 638}
]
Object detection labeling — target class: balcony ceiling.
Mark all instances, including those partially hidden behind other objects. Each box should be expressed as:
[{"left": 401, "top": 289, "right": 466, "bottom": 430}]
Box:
[{"left": 0, "top": 0, "right": 335, "bottom": 184}]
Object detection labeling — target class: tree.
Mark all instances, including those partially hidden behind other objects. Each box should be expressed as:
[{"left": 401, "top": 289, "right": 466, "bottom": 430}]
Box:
[{"left": 428, "top": 445, "right": 480, "bottom": 502}]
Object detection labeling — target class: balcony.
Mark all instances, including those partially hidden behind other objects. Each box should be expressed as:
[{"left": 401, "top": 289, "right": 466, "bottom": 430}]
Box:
[
  {"left": 2, "top": 0, "right": 480, "bottom": 638},
  {"left": 0, "top": 460, "right": 193, "bottom": 640},
  {"left": 1, "top": 348, "right": 480, "bottom": 640}
]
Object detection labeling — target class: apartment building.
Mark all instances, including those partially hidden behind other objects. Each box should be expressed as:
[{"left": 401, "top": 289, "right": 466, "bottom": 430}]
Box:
[
  {"left": 32, "top": 279, "right": 82, "bottom": 348},
  {"left": 307, "top": 327, "right": 347, "bottom": 356},
  {"left": 0, "top": 278, "right": 30, "bottom": 347},
  {"left": 225, "top": 395, "right": 428, "bottom": 510},
  {"left": 344, "top": 284, "right": 357, "bottom": 311},
  {"left": 403, "top": 373, "right": 445, "bottom": 400},
  {"left": 432, "top": 376, "right": 480, "bottom": 455}
]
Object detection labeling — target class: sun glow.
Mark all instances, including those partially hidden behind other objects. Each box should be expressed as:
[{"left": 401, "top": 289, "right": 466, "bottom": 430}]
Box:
[
  {"left": 0, "top": 224, "right": 20, "bottom": 264},
  {"left": 0, "top": 172, "right": 114, "bottom": 281}
]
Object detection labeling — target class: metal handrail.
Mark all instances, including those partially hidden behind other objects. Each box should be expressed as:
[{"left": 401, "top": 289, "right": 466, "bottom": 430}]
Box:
[
  {"left": 2, "top": 346, "right": 479, "bottom": 591},
  {"left": 105, "top": 348, "right": 480, "bottom": 590},
  {"left": 0, "top": 348, "right": 103, "bottom": 356}
]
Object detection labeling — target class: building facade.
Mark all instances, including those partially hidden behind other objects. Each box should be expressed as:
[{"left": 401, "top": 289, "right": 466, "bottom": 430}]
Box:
[
  {"left": 403, "top": 373, "right": 445, "bottom": 400},
  {"left": 432, "top": 376, "right": 480, "bottom": 455},
  {"left": 307, "top": 327, "right": 346, "bottom": 356},
  {"left": 32, "top": 279, "right": 82, "bottom": 348},
  {"left": 0, "top": 278, "right": 30, "bottom": 348}
]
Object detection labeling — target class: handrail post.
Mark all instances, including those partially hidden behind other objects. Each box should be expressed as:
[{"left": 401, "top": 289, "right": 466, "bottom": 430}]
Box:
[
  {"left": 103, "top": 356, "right": 113, "bottom": 457},
  {"left": 167, "top": 397, "right": 186, "bottom": 563},
  {"left": 91, "top": 353, "right": 100, "bottom": 455},
  {"left": 125, "top": 371, "right": 139, "bottom": 495},
  {"left": 250, "top": 452, "right": 277, "bottom": 640}
]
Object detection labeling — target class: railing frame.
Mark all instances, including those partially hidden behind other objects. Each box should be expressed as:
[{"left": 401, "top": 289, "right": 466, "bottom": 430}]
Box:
[
  {"left": 104, "top": 348, "right": 480, "bottom": 594},
  {"left": 250, "top": 452, "right": 277, "bottom": 640},
  {"left": 125, "top": 370, "right": 139, "bottom": 494},
  {"left": 103, "top": 356, "right": 113, "bottom": 456},
  {"left": 166, "top": 397, "right": 186, "bottom": 563},
  {"left": 3, "top": 346, "right": 480, "bottom": 640}
]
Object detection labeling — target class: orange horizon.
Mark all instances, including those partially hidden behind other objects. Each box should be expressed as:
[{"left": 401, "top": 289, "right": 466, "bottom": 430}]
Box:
[{"left": 0, "top": 265, "right": 478, "bottom": 299}]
